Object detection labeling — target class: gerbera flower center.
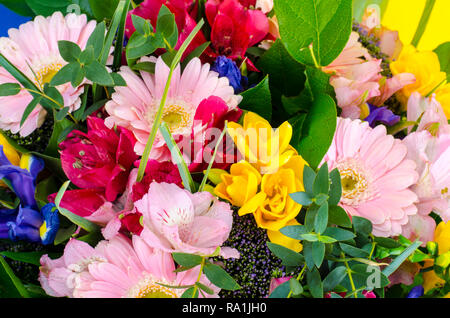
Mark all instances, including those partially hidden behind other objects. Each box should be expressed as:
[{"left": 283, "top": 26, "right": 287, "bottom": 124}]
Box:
[
  {"left": 35, "top": 62, "right": 63, "bottom": 86},
  {"left": 337, "top": 160, "right": 373, "bottom": 206},
  {"left": 162, "top": 104, "right": 190, "bottom": 133},
  {"left": 128, "top": 275, "right": 180, "bottom": 298}
]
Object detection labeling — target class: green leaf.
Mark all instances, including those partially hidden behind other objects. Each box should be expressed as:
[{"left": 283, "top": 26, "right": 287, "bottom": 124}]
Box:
[
  {"left": 0, "top": 251, "right": 57, "bottom": 266},
  {"left": 328, "top": 168, "right": 342, "bottom": 206},
  {"left": 40, "top": 84, "right": 65, "bottom": 111},
  {"left": 126, "top": 33, "right": 165, "bottom": 60},
  {"left": 328, "top": 205, "right": 351, "bottom": 228},
  {"left": 181, "top": 286, "right": 199, "bottom": 298},
  {"left": 318, "top": 235, "right": 337, "bottom": 244},
  {"left": 267, "top": 242, "right": 304, "bottom": 267},
  {"left": 297, "top": 94, "right": 337, "bottom": 170},
  {"left": 314, "top": 193, "right": 328, "bottom": 206},
  {"left": 289, "top": 191, "right": 312, "bottom": 206},
  {"left": 322, "top": 227, "right": 355, "bottom": 242},
  {"left": 58, "top": 40, "right": 82, "bottom": 63},
  {"left": 289, "top": 278, "right": 303, "bottom": 296},
  {"left": 160, "top": 122, "right": 196, "bottom": 193},
  {"left": 132, "top": 61, "right": 156, "bottom": 73},
  {"left": 111, "top": 73, "right": 127, "bottom": 86},
  {"left": 181, "top": 41, "right": 211, "bottom": 68},
  {"left": 301, "top": 233, "right": 319, "bottom": 242},
  {"left": 312, "top": 241, "right": 325, "bottom": 267},
  {"left": 171, "top": 253, "right": 202, "bottom": 268},
  {"left": 306, "top": 267, "right": 323, "bottom": 298},
  {"left": 157, "top": 5, "right": 178, "bottom": 49},
  {"left": 71, "top": 64, "right": 86, "bottom": 88},
  {"left": 0, "top": 0, "right": 34, "bottom": 16},
  {"left": 323, "top": 266, "right": 347, "bottom": 291},
  {"left": 44, "top": 115, "right": 73, "bottom": 157},
  {"left": 304, "top": 205, "right": 318, "bottom": 232},
  {"left": 55, "top": 107, "right": 70, "bottom": 121},
  {"left": 81, "top": 99, "right": 109, "bottom": 120},
  {"left": 54, "top": 224, "right": 77, "bottom": 245},
  {"left": 203, "top": 263, "right": 240, "bottom": 291},
  {"left": 88, "top": 0, "right": 120, "bottom": 21},
  {"left": 313, "top": 163, "right": 329, "bottom": 195},
  {"left": 0, "top": 83, "right": 21, "bottom": 96},
  {"left": 85, "top": 61, "right": 114, "bottom": 86},
  {"left": 239, "top": 75, "right": 272, "bottom": 121},
  {"left": 435, "top": 42, "right": 450, "bottom": 79},
  {"left": 50, "top": 62, "right": 79, "bottom": 87},
  {"left": 87, "top": 22, "right": 106, "bottom": 60},
  {"left": 195, "top": 282, "right": 214, "bottom": 295},
  {"left": 303, "top": 165, "right": 316, "bottom": 196},
  {"left": 382, "top": 241, "right": 422, "bottom": 277},
  {"left": 274, "top": 0, "right": 352, "bottom": 66},
  {"left": 339, "top": 243, "right": 370, "bottom": 258},
  {"left": 79, "top": 46, "right": 95, "bottom": 65},
  {"left": 0, "top": 52, "right": 41, "bottom": 95},
  {"left": 20, "top": 96, "right": 42, "bottom": 127},
  {"left": 303, "top": 241, "right": 315, "bottom": 269},
  {"left": 0, "top": 256, "right": 30, "bottom": 298},
  {"left": 112, "top": 0, "right": 131, "bottom": 71},
  {"left": 59, "top": 207, "right": 100, "bottom": 233},
  {"left": 280, "top": 225, "right": 308, "bottom": 241},
  {"left": 373, "top": 237, "right": 402, "bottom": 249},
  {"left": 314, "top": 202, "right": 328, "bottom": 234},
  {"left": 25, "top": 0, "right": 71, "bottom": 16},
  {"left": 352, "top": 216, "right": 373, "bottom": 236},
  {"left": 269, "top": 280, "right": 290, "bottom": 298},
  {"left": 257, "top": 39, "right": 306, "bottom": 98}
]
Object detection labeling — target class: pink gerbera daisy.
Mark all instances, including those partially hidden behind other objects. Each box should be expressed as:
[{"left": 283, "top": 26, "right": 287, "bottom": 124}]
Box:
[
  {"left": 39, "top": 235, "right": 219, "bottom": 298},
  {"left": 323, "top": 118, "right": 419, "bottom": 237},
  {"left": 104, "top": 56, "right": 242, "bottom": 159},
  {"left": 0, "top": 12, "right": 96, "bottom": 136}
]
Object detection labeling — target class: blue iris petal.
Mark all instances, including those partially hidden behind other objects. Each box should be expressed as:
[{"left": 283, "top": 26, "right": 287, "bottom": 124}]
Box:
[
  {"left": 407, "top": 285, "right": 424, "bottom": 298},
  {"left": 40, "top": 203, "right": 60, "bottom": 245},
  {"left": 364, "top": 104, "right": 400, "bottom": 128},
  {"left": 211, "top": 56, "right": 246, "bottom": 93}
]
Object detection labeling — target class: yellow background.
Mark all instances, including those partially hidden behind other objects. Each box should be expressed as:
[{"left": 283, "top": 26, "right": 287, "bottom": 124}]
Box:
[{"left": 381, "top": 0, "right": 450, "bottom": 51}]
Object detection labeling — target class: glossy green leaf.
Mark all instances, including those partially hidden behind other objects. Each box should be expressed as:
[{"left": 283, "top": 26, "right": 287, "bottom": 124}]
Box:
[
  {"left": 280, "top": 225, "right": 309, "bottom": 241},
  {"left": 203, "top": 263, "right": 240, "bottom": 291},
  {"left": 328, "top": 205, "right": 352, "bottom": 228},
  {"left": 352, "top": 216, "right": 373, "bottom": 236},
  {"left": 267, "top": 242, "right": 304, "bottom": 267},
  {"left": 328, "top": 168, "right": 342, "bottom": 206},
  {"left": 269, "top": 280, "right": 290, "bottom": 298},
  {"left": 289, "top": 278, "right": 303, "bottom": 296},
  {"left": 85, "top": 61, "right": 114, "bottom": 86},
  {"left": 314, "top": 202, "right": 328, "bottom": 234},
  {"left": 274, "top": 0, "right": 352, "bottom": 66},
  {"left": 306, "top": 267, "right": 323, "bottom": 298},
  {"left": 322, "top": 227, "right": 355, "bottom": 242},
  {"left": 323, "top": 266, "right": 347, "bottom": 291},
  {"left": 312, "top": 241, "right": 325, "bottom": 267},
  {"left": 88, "top": 0, "right": 120, "bottom": 21},
  {"left": 58, "top": 40, "right": 82, "bottom": 63},
  {"left": 289, "top": 191, "right": 312, "bottom": 206},
  {"left": 172, "top": 253, "right": 202, "bottom": 268},
  {"left": 239, "top": 75, "right": 272, "bottom": 121},
  {"left": 0, "top": 83, "right": 21, "bottom": 96}
]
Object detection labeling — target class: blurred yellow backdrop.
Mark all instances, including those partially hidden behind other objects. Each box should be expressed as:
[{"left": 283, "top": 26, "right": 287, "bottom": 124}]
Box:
[{"left": 382, "top": 0, "right": 450, "bottom": 51}]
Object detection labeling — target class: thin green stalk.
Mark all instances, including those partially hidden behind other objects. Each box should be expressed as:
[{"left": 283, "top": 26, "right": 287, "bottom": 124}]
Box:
[
  {"left": 191, "top": 257, "right": 206, "bottom": 298},
  {"left": 411, "top": 0, "right": 436, "bottom": 47},
  {"left": 342, "top": 252, "right": 357, "bottom": 298},
  {"left": 309, "top": 44, "right": 320, "bottom": 68},
  {"left": 287, "top": 265, "right": 306, "bottom": 298},
  {"left": 198, "top": 122, "right": 228, "bottom": 192},
  {"left": 136, "top": 19, "right": 205, "bottom": 182}
]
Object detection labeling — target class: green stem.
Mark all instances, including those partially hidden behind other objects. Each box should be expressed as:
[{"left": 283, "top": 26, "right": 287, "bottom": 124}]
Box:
[
  {"left": 309, "top": 44, "right": 320, "bottom": 68},
  {"left": 287, "top": 265, "right": 307, "bottom": 298},
  {"left": 411, "top": 0, "right": 436, "bottom": 47},
  {"left": 136, "top": 19, "right": 205, "bottom": 182},
  {"left": 198, "top": 122, "right": 228, "bottom": 192},
  {"left": 342, "top": 252, "right": 357, "bottom": 298},
  {"left": 191, "top": 257, "right": 206, "bottom": 298}
]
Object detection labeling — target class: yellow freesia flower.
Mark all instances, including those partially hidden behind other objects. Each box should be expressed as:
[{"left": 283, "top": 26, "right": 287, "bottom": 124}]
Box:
[
  {"left": 214, "top": 161, "right": 262, "bottom": 207},
  {"left": 434, "top": 83, "right": 450, "bottom": 119},
  {"left": 382, "top": 0, "right": 450, "bottom": 51},
  {"left": 227, "top": 112, "right": 296, "bottom": 174},
  {"left": 423, "top": 221, "right": 450, "bottom": 293},
  {"left": 390, "top": 45, "right": 446, "bottom": 106}
]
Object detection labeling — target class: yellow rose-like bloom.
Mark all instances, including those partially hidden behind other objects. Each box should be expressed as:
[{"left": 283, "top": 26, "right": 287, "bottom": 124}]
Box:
[
  {"left": 214, "top": 161, "right": 262, "bottom": 207},
  {"left": 423, "top": 221, "right": 450, "bottom": 293},
  {"left": 390, "top": 45, "right": 446, "bottom": 106},
  {"left": 227, "top": 112, "right": 296, "bottom": 174},
  {"left": 238, "top": 155, "right": 307, "bottom": 232},
  {"left": 435, "top": 83, "right": 450, "bottom": 119}
]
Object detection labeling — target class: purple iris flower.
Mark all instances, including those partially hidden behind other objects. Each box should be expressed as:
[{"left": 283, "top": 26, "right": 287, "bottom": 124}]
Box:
[
  {"left": 365, "top": 104, "right": 400, "bottom": 128},
  {"left": 211, "top": 56, "right": 247, "bottom": 93},
  {"left": 407, "top": 285, "right": 424, "bottom": 298},
  {"left": 0, "top": 146, "right": 59, "bottom": 244}
]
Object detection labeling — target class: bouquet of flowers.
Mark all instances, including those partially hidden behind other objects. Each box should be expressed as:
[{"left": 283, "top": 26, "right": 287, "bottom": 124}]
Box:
[{"left": 0, "top": 0, "right": 448, "bottom": 300}]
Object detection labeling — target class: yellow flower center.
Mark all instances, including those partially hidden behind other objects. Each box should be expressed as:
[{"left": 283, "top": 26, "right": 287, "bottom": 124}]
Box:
[
  {"left": 36, "top": 63, "right": 63, "bottom": 86},
  {"left": 136, "top": 283, "right": 178, "bottom": 298},
  {"left": 337, "top": 160, "right": 373, "bottom": 206}
]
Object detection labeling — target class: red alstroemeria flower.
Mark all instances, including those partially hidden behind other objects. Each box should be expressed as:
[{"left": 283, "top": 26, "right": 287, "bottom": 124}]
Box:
[
  {"left": 204, "top": 0, "right": 269, "bottom": 63},
  {"left": 59, "top": 116, "right": 139, "bottom": 202}
]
